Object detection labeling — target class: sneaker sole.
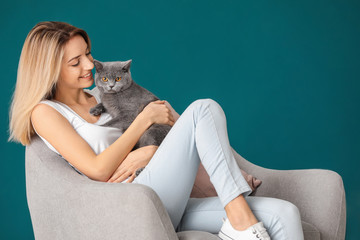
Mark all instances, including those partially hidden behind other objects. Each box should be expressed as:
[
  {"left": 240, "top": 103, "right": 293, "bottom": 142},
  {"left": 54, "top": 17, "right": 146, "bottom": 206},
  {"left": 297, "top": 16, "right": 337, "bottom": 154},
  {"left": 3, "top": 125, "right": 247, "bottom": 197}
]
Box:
[{"left": 218, "top": 230, "right": 234, "bottom": 240}]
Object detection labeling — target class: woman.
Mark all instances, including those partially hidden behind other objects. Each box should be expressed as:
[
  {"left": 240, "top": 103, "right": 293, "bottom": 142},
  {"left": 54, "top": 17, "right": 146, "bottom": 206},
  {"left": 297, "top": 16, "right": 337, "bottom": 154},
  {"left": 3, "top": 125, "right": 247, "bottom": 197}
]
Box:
[{"left": 8, "top": 21, "right": 304, "bottom": 240}]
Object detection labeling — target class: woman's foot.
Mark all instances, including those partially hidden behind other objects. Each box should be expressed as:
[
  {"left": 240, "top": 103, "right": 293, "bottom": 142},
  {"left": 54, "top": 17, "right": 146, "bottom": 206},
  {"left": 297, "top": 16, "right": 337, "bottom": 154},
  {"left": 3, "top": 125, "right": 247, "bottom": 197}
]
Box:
[
  {"left": 224, "top": 194, "right": 259, "bottom": 231},
  {"left": 218, "top": 217, "right": 271, "bottom": 240}
]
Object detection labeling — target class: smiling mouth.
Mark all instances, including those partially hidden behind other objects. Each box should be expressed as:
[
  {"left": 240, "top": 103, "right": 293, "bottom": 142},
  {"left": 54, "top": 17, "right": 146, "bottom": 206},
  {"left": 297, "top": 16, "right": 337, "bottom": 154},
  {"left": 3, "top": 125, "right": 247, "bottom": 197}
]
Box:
[{"left": 80, "top": 72, "right": 92, "bottom": 78}]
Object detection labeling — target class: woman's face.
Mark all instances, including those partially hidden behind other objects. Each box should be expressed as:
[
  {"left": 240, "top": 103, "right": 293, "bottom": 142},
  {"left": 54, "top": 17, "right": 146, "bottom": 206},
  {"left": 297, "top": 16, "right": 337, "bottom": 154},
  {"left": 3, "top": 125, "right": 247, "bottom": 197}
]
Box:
[{"left": 59, "top": 34, "right": 94, "bottom": 90}]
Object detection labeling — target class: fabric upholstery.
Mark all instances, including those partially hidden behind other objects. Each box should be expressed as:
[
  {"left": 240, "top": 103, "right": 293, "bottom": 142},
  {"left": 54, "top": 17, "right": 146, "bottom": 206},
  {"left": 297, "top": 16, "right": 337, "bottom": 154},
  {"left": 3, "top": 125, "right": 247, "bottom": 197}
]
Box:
[
  {"left": 177, "top": 231, "right": 220, "bottom": 239},
  {"left": 302, "top": 221, "right": 321, "bottom": 240}
]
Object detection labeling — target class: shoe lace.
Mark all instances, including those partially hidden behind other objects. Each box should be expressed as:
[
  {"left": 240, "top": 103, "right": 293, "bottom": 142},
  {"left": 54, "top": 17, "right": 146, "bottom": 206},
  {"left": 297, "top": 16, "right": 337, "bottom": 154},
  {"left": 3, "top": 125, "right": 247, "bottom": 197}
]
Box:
[
  {"left": 222, "top": 218, "right": 270, "bottom": 240},
  {"left": 251, "top": 226, "right": 270, "bottom": 240}
]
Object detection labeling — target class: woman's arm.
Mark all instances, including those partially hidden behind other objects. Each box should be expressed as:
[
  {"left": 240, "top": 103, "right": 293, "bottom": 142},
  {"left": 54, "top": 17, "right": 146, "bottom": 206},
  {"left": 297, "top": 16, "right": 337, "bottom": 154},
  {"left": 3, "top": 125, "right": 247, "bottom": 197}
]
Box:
[
  {"left": 106, "top": 101, "right": 179, "bottom": 183},
  {"left": 164, "top": 100, "right": 180, "bottom": 122},
  {"left": 107, "top": 145, "right": 158, "bottom": 183},
  {"left": 31, "top": 100, "right": 174, "bottom": 182}
]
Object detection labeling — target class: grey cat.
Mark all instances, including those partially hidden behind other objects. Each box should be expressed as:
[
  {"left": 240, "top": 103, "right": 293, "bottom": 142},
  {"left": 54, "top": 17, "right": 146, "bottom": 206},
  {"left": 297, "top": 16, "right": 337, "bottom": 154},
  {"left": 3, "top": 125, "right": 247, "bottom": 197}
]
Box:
[{"left": 89, "top": 59, "right": 172, "bottom": 152}]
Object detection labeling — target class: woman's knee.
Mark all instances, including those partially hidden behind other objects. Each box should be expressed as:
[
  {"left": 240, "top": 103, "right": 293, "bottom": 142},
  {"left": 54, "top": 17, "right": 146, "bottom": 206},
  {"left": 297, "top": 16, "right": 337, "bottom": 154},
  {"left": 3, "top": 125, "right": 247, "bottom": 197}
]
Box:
[
  {"left": 190, "top": 98, "right": 220, "bottom": 110},
  {"left": 265, "top": 198, "right": 301, "bottom": 221},
  {"left": 249, "top": 197, "right": 302, "bottom": 222},
  {"left": 277, "top": 199, "right": 301, "bottom": 220},
  {"left": 248, "top": 197, "right": 303, "bottom": 239}
]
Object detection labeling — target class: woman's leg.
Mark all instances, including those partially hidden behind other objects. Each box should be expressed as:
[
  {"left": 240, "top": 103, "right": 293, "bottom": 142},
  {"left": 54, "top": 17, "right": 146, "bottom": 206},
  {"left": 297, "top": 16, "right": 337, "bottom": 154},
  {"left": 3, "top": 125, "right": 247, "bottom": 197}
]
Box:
[
  {"left": 131, "top": 98, "right": 252, "bottom": 229},
  {"left": 177, "top": 196, "right": 305, "bottom": 240}
]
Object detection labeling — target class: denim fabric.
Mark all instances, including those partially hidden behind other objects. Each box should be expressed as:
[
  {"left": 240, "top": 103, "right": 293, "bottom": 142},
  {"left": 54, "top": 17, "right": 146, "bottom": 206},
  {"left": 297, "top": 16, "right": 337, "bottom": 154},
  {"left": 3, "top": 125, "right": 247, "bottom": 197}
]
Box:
[
  {"left": 177, "top": 196, "right": 304, "bottom": 240},
  {"left": 129, "top": 99, "right": 304, "bottom": 240}
]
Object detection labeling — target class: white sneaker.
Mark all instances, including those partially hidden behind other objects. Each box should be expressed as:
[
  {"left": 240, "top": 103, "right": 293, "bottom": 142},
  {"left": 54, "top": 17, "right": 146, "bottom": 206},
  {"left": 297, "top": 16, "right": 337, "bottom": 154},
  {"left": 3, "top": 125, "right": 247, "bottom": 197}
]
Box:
[{"left": 218, "top": 217, "right": 271, "bottom": 240}]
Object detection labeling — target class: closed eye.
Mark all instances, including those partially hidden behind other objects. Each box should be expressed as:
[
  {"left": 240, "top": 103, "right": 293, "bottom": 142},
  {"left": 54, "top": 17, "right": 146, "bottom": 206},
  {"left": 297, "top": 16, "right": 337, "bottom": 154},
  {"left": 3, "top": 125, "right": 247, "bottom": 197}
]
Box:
[{"left": 72, "top": 51, "right": 92, "bottom": 67}]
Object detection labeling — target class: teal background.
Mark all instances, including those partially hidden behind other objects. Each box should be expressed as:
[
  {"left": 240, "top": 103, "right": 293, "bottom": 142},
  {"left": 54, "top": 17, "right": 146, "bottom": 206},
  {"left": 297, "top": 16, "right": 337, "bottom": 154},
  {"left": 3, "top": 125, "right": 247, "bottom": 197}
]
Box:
[{"left": 1, "top": 0, "right": 359, "bottom": 239}]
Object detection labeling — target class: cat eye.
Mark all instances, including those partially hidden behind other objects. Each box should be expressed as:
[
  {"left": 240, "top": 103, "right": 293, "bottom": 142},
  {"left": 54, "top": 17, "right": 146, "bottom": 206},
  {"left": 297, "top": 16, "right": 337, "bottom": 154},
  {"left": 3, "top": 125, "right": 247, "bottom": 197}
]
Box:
[
  {"left": 115, "top": 77, "right": 122, "bottom": 82},
  {"left": 102, "top": 77, "right": 108, "bottom": 82}
]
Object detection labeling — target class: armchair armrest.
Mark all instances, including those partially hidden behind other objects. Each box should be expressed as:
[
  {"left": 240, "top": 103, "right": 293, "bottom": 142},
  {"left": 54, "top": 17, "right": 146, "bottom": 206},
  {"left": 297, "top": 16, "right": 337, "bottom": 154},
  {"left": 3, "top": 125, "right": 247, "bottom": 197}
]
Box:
[
  {"left": 64, "top": 181, "right": 178, "bottom": 240},
  {"left": 26, "top": 135, "right": 178, "bottom": 240},
  {"left": 231, "top": 147, "right": 346, "bottom": 240}
]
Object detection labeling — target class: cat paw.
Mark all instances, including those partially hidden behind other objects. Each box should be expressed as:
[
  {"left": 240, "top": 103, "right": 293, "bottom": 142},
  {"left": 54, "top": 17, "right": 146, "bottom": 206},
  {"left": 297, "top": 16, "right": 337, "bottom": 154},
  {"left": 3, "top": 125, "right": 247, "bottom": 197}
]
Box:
[{"left": 89, "top": 107, "right": 103, "bottom": 116}]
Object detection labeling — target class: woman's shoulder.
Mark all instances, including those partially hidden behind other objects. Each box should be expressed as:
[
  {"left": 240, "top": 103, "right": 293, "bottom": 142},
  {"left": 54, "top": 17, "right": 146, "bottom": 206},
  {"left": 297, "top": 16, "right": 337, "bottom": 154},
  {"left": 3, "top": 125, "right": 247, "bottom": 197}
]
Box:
[
  {"left": 31, "top": 101, "right": 66, "bottom": 125},
  {"left": 35, "top": 99, "right": 67, "bottom": 117},
  {"left": 32, "top": 99, "right": 77, "bottom": 128}
]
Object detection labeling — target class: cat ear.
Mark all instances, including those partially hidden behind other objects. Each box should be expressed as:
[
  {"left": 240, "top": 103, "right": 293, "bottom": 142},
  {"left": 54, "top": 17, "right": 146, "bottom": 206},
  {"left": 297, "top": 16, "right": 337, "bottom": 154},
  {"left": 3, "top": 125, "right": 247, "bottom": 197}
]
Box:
[
  {"left": 93, "top": 59, "right": 104, "bottom": 72},
  {"left": 123, "top": 59, "right": 132, "bottom": 72}
]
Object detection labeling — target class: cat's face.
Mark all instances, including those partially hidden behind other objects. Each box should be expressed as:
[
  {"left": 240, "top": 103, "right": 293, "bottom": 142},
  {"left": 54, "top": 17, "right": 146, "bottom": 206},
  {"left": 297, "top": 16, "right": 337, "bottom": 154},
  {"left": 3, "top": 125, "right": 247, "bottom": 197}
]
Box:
[{"left": 93, "top": 59, "right": 133, "bottom": 93}]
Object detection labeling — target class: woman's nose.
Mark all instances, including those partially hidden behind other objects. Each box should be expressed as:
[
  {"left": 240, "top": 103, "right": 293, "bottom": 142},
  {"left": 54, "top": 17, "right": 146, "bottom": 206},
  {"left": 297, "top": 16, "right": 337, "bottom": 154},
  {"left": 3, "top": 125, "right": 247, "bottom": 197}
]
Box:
[{"left": 84, "top": 57, "right": 94, "bottom": 70}]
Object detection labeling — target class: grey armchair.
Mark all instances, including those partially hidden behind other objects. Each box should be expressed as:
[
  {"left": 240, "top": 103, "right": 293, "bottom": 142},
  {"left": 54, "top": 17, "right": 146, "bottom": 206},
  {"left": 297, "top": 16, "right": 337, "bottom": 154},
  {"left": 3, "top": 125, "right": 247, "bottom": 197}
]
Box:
[{"left": 25, "top": 134, "right": 346, "bottom": 240}]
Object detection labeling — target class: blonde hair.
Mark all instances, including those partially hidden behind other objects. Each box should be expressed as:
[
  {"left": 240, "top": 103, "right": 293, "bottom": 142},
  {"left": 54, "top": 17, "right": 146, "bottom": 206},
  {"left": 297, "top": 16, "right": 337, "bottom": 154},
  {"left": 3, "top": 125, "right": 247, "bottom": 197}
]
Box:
[{"left": 8, "top": 21, "right": 92, "bottom": 146}]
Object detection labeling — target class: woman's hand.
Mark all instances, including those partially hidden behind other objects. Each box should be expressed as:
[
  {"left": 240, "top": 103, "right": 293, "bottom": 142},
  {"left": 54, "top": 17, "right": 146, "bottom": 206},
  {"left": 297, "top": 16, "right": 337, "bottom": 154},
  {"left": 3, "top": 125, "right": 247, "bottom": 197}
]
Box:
[
  {"left": 140, "top": 100, "right": 176, "bottom": 126},
  {"left": 107, "top": 145, "right": 158, "bottom": 183},
  {"left": 164, "top": 100, "right": 180, "bottom": 123}
]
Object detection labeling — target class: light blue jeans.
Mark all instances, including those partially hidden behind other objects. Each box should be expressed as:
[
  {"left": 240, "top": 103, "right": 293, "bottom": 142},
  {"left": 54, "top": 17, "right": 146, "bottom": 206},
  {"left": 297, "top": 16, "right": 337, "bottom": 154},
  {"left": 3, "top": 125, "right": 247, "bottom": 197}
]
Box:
[{"left": 127, "top": 99, "right": 304, "bottom": 240}]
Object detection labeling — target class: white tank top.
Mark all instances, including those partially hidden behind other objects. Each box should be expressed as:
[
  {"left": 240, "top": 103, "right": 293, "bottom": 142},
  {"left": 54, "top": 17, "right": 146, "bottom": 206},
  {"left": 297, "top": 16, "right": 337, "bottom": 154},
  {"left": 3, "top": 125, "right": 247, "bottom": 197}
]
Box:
[{"left": 31, "top": 87, "right": 123, "bottom": 177}]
